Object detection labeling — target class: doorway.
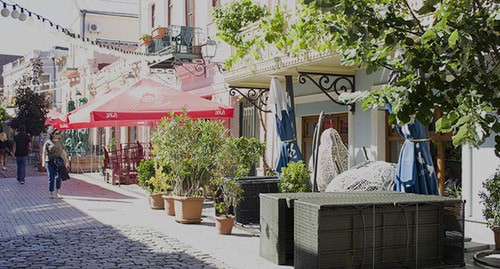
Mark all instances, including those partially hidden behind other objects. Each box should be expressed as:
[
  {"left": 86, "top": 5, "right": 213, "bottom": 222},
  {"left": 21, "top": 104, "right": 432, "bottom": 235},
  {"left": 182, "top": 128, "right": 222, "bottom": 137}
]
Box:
[{"left": 301, "top": 113, "right": 348, "bottom": 163}]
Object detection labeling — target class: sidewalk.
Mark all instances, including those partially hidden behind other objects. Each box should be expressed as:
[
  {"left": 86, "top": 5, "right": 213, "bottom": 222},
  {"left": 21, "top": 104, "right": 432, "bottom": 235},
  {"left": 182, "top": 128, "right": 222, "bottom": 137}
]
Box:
[{"left": 0, "top": 157, "right": 492, "bottom": 268}]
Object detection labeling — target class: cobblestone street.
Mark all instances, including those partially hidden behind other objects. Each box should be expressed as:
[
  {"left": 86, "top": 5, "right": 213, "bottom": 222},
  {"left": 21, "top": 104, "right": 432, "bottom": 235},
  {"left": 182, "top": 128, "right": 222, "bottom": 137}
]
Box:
[{"left": 0, "top": 158, "right": 278, "bottom": 269}]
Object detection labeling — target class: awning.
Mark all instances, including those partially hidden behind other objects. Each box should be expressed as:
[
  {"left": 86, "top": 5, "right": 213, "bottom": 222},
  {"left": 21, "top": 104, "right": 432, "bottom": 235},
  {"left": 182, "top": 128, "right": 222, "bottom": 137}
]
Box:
[
  {"left": 45, "top": 110, "right": 65, "bottom": 126},
  {"left": 90, "top": 79, "right": 234, "bottom": 122}
]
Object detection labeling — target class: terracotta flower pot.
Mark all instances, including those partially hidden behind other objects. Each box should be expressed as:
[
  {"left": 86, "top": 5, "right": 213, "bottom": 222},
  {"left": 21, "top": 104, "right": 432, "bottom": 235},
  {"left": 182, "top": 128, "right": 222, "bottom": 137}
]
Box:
[
  {"left": 162, "top": 195, "right": 175, "bottom": 216},
  {"left": 152, "top": 27, "right": 167, "bottom": 39},
  {"left": 173, "top": 196, "right": 205, "bottom": 224},
  {"left": 148, "top": 193, "right": 164, "bottom": 209},
  {"left": 215, "top": 215, "right": 235, "bottom": 235}
]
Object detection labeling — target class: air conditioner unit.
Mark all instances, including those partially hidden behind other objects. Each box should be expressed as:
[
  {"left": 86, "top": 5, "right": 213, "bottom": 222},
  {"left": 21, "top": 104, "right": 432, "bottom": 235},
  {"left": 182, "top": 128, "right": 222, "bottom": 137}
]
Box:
[{"left": 88, "top": 23, "right": 100, "bottom": 33}]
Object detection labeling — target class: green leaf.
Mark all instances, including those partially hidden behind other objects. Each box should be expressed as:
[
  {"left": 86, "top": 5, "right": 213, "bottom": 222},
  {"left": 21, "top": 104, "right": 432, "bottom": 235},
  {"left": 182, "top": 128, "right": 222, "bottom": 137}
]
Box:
[
  {"left": 449, "top": 30, "right": 459, "bottom": 47},
  {"left": 421, "top": 29, "right": 437, "bottom": 44}
]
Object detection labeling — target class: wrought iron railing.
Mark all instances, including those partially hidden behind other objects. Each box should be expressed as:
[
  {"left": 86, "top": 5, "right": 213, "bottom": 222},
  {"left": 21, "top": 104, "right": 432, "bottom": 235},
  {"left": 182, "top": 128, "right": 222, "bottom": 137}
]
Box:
[{"left": 148, "top": 25, "right": 203, "bottom": 55}]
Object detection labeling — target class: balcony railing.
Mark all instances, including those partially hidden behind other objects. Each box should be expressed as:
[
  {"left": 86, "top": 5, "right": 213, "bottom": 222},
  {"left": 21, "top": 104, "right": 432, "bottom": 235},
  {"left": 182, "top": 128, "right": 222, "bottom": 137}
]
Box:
[{"left": 147, "top": 25, "right": 203, "bottom": 55}]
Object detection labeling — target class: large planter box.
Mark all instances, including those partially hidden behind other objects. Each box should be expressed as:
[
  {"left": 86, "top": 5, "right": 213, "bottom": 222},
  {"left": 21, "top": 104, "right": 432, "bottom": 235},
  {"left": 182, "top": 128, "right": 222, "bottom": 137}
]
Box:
[
  {"left": 293, "top": 193, "right": 464, "bottom": 269},
  {"left": 69, "top": 155, "right": 101, "bottom": 173},
  {"left": 259, "top": 191, "right": 400, "bottom": 265},
  {"left": 235, "top": 176, "right": 279, "bottom": 225}
]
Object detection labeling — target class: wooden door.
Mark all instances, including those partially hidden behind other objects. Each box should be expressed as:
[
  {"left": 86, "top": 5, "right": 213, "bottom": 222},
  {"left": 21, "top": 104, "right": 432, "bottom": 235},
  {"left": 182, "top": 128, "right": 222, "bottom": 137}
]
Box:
[{"left": 301, "top": 113, "right": 348, "bottom": 162}]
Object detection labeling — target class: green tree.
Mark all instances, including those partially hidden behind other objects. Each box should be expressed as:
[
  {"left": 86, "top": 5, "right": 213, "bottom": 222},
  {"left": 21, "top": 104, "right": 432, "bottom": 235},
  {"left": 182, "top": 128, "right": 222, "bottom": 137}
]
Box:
[
  {"left": 214, "top": 0, "right": 500, "bottom": 154},
  {"left": 9, "top": 57, "right": 50, "bottom": 136},
  {"left": 0, "top": 105, "right": 11, "bottom": 132}
]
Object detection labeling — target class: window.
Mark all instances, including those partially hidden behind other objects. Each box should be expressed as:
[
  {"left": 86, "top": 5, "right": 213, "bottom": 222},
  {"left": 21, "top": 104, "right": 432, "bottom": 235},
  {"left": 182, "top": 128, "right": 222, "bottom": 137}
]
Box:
[
  {"left": 239, "top": 100, "right": 259, "bottom": 175},
  {"left": 167, "top": 0, "right": 173, "bottom": 26},
  {"left": 185, "top": 0, "right": 194, "bottom": 27},
  {"left": 151, "top": 4, "right": 156, "bottom": 28},
  {"left": 240, "top": 99, "right": 258, "bottom": 139}
]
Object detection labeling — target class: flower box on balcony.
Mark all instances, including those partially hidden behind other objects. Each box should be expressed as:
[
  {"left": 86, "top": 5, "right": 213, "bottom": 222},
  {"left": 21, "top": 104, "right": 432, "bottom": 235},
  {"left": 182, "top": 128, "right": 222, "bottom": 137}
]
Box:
[
  {"left": 152, "top": 26, "right": 167, "bottom": 39},
  {"left": 139, "top": 34, "right": 153, "bottom": 46}
]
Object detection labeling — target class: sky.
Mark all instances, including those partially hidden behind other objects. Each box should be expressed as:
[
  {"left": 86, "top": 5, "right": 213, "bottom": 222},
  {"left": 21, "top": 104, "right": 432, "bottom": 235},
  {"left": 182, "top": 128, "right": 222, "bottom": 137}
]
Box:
[{"left": 0, "top": 0, "right": 71, "bottom": 56}]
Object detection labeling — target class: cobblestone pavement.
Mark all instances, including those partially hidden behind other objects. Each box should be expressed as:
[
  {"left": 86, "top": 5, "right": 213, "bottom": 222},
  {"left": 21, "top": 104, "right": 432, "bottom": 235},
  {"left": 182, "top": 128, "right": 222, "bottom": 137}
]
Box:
[{"left": 0, "top": 158, "right": 229, "bottom": 269}]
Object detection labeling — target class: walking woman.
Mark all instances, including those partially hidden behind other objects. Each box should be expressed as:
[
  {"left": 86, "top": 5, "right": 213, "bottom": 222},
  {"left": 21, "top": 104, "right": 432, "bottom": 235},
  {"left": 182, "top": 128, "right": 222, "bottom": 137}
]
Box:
[
  {"left": 41, "top": 129, "right": 70, "bottom": 199},
  {"left": 0, "top": 132, "right": 12, "bottom": 170}
]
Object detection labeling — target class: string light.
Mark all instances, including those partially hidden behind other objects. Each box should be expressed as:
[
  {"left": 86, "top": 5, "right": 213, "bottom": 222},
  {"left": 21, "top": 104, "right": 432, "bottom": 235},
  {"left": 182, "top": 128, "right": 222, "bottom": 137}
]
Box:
[
  {"left": 0, "top": 0, "right": 180, "bottom": 60},
  {"left": 10, "top": 5, "right": 18, "bottom": 19},
  {"left": 1, "top": 3, "right": 9, "bottom": 17}
]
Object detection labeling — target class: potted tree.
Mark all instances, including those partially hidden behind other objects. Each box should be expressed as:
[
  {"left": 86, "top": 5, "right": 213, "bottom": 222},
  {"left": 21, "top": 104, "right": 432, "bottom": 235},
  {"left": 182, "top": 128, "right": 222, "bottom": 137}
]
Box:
[
  {"left": 479, "top": 167, "right": 500, "bottom": 250},
  {"left": 152, "top": 110, "right": 226, "bottom": 224},
  {"left": 278, "top": 160, "right": 311, "bottom": 193},
  {"left": 211, "top": 176, "right": 243, "bottom": 235}
]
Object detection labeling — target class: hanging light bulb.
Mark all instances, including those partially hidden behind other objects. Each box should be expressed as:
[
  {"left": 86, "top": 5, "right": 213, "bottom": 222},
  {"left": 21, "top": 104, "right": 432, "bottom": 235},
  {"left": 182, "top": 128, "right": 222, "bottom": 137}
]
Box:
[
  {"left": 10, "top": 6, "right": 19, "bottom": 19},
  {"left": 1, "top": 3, "right": 10, "bottom": 17},
  {"left": 18, "top": 8, "right": 26, "bottom": 21},
  {"left": 26, "top": 12, "right": 34, "bottom": 24}
]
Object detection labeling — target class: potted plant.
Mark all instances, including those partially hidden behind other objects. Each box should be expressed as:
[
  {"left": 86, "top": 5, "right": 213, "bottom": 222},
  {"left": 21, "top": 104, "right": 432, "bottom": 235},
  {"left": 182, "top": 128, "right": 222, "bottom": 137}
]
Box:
[
  {"left": 152, "top": 110, "right": 226, "bottom": 224},
  {"left": 211, "top": 177, "right": 243, "bottom": 235},
  {"left": 137, "top": 159, "right": 168, "bottom": 209},
  {"left": 278, "top": 160, "right": 311, "bottom": 193},
  {"left": 230, "top": 136, "right": 265, "bottom": 178},
  {"left": 479, "top": 167, "right": 500, "bottom": 250},
  {"left": 139, "top": 33, "right": 153, "bottom": 46},
  {"left": 152, "top": 26, "right": 167, "bottom": 39}
]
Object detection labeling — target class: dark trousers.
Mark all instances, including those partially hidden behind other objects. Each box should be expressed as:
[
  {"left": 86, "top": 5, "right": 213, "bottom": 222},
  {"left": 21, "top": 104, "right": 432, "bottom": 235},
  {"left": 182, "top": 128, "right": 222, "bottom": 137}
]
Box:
[
  {"left": 46, "top": 161, "right": 61, "bottom": 192},
  {"left": 16, "top": 156, "right": 27, "bottom": 182}
]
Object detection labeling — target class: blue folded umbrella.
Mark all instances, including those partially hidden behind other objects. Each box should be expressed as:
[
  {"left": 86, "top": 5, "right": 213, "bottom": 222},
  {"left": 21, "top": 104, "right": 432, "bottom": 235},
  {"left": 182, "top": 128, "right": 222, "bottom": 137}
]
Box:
[
  {"left": 269, "top": 77, "right": 303, "bottom": 173},
  {"left": 394, "top": 119, "right": 439, "bottom": 195}
]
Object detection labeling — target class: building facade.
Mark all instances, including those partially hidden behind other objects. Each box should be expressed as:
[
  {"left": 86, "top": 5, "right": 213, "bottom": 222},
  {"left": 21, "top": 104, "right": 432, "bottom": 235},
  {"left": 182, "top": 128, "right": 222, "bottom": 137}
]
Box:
[{"left": 218, "top": 0, "right": 499, "bottom": 245}]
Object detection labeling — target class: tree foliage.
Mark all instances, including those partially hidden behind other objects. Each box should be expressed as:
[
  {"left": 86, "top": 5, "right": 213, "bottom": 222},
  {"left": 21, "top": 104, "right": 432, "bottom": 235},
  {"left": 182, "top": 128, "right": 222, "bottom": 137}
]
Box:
[
  {"left": 214, "top": 0, "right": 500, "bottom": 154},
  {"left": 9, "top": 57, "right": 50, "bottom": 136}
]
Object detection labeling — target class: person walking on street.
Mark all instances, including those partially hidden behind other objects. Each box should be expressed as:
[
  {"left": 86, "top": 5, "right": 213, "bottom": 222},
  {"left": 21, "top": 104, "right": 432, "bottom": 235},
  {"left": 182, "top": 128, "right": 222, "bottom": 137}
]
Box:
[
  {"left": 0, "top": 132, "right": 12, "bottom": 170},
  {"left": 41, "top": 129, "right": 69, "bottom": 199},
  {"left": 12, "top": 126, "right": 31, "bottom": 184}
]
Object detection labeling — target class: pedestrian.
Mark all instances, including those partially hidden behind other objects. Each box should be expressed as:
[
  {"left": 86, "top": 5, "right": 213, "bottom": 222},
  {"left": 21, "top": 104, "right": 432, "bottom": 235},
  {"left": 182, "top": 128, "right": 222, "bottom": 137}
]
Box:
[
  {"left": 0, "top": 132, "right": 12, "bottom": 170},
  {"left": 12, "top": 126, "right": 31, "bottom": 184},
  {"left": 41, "top": 129, "right": 70, "bottom": 199}
]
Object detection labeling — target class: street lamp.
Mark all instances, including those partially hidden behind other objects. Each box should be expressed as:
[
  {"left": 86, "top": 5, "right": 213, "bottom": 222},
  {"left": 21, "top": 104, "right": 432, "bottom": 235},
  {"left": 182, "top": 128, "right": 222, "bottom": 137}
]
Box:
[{"left": 201, "top": 37, "right": 217, "bottom": 59}]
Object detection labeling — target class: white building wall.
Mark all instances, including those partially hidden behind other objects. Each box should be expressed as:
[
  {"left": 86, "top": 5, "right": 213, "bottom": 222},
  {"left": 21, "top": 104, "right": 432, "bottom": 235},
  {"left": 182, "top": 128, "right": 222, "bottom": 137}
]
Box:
[{"left": 462, "top": 136, "right": 499, "bottom": 245}]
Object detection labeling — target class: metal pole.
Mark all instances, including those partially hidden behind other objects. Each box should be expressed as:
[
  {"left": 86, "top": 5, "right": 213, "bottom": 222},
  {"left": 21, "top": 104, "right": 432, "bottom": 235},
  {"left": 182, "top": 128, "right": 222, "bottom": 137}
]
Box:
[
  {"left": 52, "top": 57, "right": 56, "bottom": 105},
  {"left": 285, "top": 75, "right": 296, "bottom": 133}
]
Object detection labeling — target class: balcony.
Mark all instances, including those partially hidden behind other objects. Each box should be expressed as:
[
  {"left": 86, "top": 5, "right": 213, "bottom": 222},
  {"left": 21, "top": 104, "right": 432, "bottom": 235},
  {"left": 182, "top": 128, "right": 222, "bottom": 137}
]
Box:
[{"left": 146, "top": 25, "right": 204, "bottom": 69}]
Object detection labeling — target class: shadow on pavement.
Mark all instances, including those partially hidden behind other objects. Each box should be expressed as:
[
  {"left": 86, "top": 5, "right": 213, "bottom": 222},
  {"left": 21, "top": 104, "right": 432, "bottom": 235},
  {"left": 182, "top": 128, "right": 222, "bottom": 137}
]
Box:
[{"left": 0, "top": 225, "right": 223, "bottom": 268}]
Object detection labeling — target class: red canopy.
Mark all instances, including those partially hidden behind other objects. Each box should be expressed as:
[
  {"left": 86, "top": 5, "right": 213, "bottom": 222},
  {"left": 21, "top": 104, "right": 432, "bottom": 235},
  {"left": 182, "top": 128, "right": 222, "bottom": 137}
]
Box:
[
  {"left": 91, "top": 79, "right": 234, "bottom": 122},
  {"left": 45, "top": 110, "right": 65, "bottom": 126},
  {"left": 53, "top": 88, "right": 127, "bottom": 130}
]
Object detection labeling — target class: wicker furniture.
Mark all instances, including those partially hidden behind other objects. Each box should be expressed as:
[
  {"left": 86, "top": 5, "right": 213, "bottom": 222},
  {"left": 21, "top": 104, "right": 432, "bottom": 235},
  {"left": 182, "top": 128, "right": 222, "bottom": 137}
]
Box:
[
  {"left": 235, "top": 177, "right": 279, "bottom": 224},
  {"left": 293, "top": 193, "right": 463, "bottom": 269},
  {"left": 259, "top": 191, "right": 399, "bottom": 265}
]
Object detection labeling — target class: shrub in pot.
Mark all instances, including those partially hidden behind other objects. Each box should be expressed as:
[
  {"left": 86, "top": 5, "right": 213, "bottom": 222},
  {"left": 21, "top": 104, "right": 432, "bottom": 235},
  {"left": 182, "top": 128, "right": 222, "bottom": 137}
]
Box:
[
  {"left": 211, "top": 176, "right": 243, "bottom": 235},
  {"left": 137, "top": 159, "right": 171, "bottom": 209},
  {"left": 152, "top": 110, "right": 226, "bottom": 224},
  {"left": 478, "top": 167, "right": 500, "bottom": 250},
  {"left": 278, "top": 160, "right": 311, "bottom": 193},
  {"left": 230, "top": 136, "right": 265, "bottom": 179}
]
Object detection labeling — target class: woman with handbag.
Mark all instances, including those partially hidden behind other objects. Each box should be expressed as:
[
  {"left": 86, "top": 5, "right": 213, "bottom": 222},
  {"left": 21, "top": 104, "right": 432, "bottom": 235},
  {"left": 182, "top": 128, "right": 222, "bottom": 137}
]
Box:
[
  {"left": 41, "top": 129, "right": 70, "bottom": 199},
  {"left": 0, "top": 132, "right": 12, "bottom": 170}
]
